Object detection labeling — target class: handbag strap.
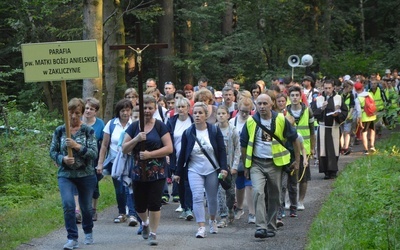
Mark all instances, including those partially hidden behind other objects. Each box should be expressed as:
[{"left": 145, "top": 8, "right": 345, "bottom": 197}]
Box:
[
  {"left": 253, "top": 117, "right": 289, "bottom": 151},
  {"left": 191, "top": 133, "right": 219, "bottom": 171}
]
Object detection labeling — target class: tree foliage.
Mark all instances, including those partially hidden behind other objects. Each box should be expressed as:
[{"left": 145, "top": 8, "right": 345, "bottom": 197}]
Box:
[{"left": 1, "top": 0, "right": 400, "bottom": 109}]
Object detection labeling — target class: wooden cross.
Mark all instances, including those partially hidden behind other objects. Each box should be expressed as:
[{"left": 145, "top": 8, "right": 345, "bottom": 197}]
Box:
[
  {"left": 110, "top": 22, "right": 167, "bottom": 181},
  {"left": 110, "top": 22, "right": 167, "bottom": 132}
]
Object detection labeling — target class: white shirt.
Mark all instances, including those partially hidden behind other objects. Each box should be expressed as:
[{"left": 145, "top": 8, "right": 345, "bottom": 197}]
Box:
[
  {"left": 103, "top": 118, "right": 132, "bottom": 154},
  {"left": 253, "top": 118, "right": 273, "bottom": 158},
  {"left": 188, "top": 129, "right": 215, "bottom": 175},
  {"left": 229, "top": 116, "right": 246, "bottom": 134},
  {"left": 303, "top": 88, "right": 319, "bottom": 105},
  {"left": 153, "top": 105, "right": 168, "bottom": 122},
  {"left": 173, "top": 117, "right": 193, "bottom": 159}
]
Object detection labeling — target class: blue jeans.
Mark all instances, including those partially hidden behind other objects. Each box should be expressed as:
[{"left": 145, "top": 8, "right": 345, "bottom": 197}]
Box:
[
  {"left": 113, "top": 177, "right": 127, "bottom": 214},
  {"left": 58, "top": 175, "right": 97, "bottom": 240},
  {"left": 126, "top": 187, "right": 139, "bottom": 218},
  {"left": 179, "top": 179, "right": 193, "bottom": 211}
]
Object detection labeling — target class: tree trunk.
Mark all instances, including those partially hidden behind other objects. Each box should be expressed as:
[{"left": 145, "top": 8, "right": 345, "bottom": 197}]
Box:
[
  {"left": 42, "top": 82, "right": 54, "bottom": 112},
  {"left": 178, "top": 0, "right": 193, "bottom": 86},
  {"left": 221, "top": 1, "right": 234, "bottom": 78},
  {"left": 82, "top": 0, "right": 103, "bottom": 114},
  {"left": 360, "top": 0, "right": 366, "bottom": 53},
  {"left": 103, "top": 0, "right": 125, "bottom": 122},
  {"left": 158, "top": 0, "right": 174, "bottom": 90},
  {"left": 222, "top": 1, "right": 233, "bottom": 36}
]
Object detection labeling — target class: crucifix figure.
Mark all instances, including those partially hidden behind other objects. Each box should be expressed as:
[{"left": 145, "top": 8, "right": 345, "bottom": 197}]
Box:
[
  {"left": 128, "top": 44, "right": 149, "bottom": 72},
  {"left": 110, "top": 22, "right": 168, "bottom": 180}
]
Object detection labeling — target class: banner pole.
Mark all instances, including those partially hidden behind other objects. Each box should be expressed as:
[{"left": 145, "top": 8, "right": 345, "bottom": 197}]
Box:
[{"left": 61, "top": 80, "right": 72, "bottom": 157}]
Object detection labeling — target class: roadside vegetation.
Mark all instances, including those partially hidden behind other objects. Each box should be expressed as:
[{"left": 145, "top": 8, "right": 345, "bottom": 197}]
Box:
[
  {"left": 307, "top": 132, "right": 400, "bottom": 249},
  {"left": 0, "top": 102, "right": 116, "bottom": 250}
]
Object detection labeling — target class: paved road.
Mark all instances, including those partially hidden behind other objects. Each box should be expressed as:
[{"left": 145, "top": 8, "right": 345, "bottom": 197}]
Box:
[{"left": 17, "top": 143, "right": 368, "bottom": 250}]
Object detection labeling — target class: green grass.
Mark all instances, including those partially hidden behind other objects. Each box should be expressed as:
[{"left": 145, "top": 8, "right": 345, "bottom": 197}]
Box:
[
  {"left": 307, "top": 132, "right": 400, "bottom": 250},
  {"left": 0, "top": 176, "right": 116, "bottom": 250}
]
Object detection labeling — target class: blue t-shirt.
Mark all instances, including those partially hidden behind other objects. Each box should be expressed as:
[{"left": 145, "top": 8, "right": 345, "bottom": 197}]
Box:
[{"left": 91, "top": 117, "right": 105, "bottom": 143}]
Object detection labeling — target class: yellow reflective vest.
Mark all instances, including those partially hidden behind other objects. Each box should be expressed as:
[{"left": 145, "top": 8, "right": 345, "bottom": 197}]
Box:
[
  {"left": 245, "top": 114, "right": 291, "bottom": 168},
  {"left": 287, "top": 106, "right": 311, "bottom": 154},
  {"left": 369, "top": 87, "right": 385, "bottom": 111}
]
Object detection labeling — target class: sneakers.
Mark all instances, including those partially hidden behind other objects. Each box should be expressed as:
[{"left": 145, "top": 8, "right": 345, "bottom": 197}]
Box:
[
  {"left": 128, "top": 215, "right": 138, "bottom": 227},
  {"left": 142, "top": 224, "right": 150, "bottom": 239},
  {"left": 209, "top": 219, "right": 218, "bottom": 234},
  {"left": 343, "top": 148, "right": 351, "bottom": 155},
  {"left": 363, "top": 150, "right": 369, "bottom": 155},
  {"left": 289, "top": 206, "right": 297, "bottom": 217},
  {"left": 370, "top": 146, "right": 376, "bottom": 153},
  {"left": 248, "top": 214, "right": 256, "bottom": 224},
  {"left": 179, "top": 211, "right": 186, "bottom": 219},
  {"left": 114, "top": 214, "right": 127, "bottom": 223},
  {"left": 297, "top": 202, "right": 305, "bottom": 211},
  {"left": 278, "top": 206, "right": 285, "bottom": 218},
  {"left": 172, "top": 195, "right": 180, "bottom": 202},
  {"left": 92, "top": 209, "right": 97, "bottom": 221},
  {"left": 196, "top": 226, "right": 206, "bottom": 238},
  {"left": 234, "top": 208, "right": 244, "bottom": 220},
  {"left": 84, "top": 233, "right": 93, "bottom": 245},
  {"left": 137, "top": 224, "right": 143, "bottom": 235},
  {"left": 217, "top": 218, "right": 227, "bottom": 228},
  {"left": 75, "top": 210, "right": 82, "bottom": 224},
  {"left": 161, "top": 195, "right": 169, "bottom": 204},
  {"left": 63, "top": 239, "right": 79, "bottom": 250},
  {"left": 185, "top": 210, "right": 194, "bottom": 221},
  {"left": 175, "top": 205, "right": 183, "bottom": 212},
  {"left": 148, "top": 233, "right": 158, "bottom": 246},
  {"left": 277, "top": 219, "right": 284, "bottom": 228}
]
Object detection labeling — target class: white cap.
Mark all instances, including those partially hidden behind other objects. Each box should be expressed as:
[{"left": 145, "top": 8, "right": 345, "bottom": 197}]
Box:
[
  {"left": 215, "top": 91, "right": 222, "bottom": 98},
  {"left": 343, "top": 75, "right": 351, "bottom": 81},
  {"left": 385, "top": 69, "right": 391, "bottom": 74}
]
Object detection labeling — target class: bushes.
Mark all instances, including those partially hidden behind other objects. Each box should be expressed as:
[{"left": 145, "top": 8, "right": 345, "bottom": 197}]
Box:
[
  {"left": 0, "top": 101, "right": 61, "bottom": 212},
  {"left": 307, "top": 132, "right": 400, "bottom": 249}
]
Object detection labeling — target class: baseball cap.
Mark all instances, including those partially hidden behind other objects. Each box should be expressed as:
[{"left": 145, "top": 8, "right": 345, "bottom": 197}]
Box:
[
  {"left": 215, "top": 91, "right": 222, "bottom": 98},
  {"left": 354, "top": 82, "right": 364, "bottom": 91},
  {"left": 343, "top": 75, "right": 351, "bottom": 81}
]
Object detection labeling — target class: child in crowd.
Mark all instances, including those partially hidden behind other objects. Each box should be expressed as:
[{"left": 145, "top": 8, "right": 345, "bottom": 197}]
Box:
[{"left": 215, "top": 105, "right": 240, "bottom": 228}]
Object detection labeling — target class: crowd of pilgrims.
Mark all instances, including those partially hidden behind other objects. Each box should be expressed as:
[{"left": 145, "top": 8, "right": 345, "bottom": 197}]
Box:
[{"left": 51, "top": 72, "right": 399, "bottom": 248}]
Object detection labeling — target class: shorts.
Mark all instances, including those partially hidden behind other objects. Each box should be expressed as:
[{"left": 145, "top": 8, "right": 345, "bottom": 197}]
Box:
[
  {"left": 342, "top": 121, "right": 353, "bottom": 133},
  {"left": 235, "top": 172, "right": 252, "bottom": 189},
  {"left": 361, "top": 121, "right": 375, "bottom": 133}
]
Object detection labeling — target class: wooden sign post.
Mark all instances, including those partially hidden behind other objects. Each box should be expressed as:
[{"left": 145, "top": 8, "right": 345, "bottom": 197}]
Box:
[{"left": 21, "top": 40, "right": 100, "bottom": 156}]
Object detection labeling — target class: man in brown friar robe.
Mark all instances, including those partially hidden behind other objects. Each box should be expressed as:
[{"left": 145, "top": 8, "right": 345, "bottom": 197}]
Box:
[{"left": 311, "top": 80, "right": 348, "bottom": 179}]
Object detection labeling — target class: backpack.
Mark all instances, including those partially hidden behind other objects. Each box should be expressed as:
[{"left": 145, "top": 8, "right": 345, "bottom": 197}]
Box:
[
  {"left": 158, "top": 105, "right": 165, "bottom": 122},
  {"left": 363, "top": 95, "right": 377, "bottom": 117}
]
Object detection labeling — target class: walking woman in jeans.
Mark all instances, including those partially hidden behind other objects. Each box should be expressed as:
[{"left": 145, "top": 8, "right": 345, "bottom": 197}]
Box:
[
  {"left": 50, "top": 98, "right": 98, "bottom": 249},
  {"left": 166, "top": 97, "right": 194, "bottom": 220},
  {"left": 175, "top": 102, "right": 228, "bottom": 238},
  {"left": 96, "top": 99, "right": 133, "bottom": 224}
]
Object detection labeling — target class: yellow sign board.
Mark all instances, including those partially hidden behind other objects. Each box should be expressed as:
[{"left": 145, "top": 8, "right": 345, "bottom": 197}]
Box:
[{"left": 21, "top": 40, "right": 100, "bottom": 82}]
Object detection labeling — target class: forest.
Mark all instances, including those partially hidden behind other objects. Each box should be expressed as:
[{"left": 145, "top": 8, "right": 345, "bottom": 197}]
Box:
[{"left": 1, "top": 0, "right": 400, "bottom": 121}]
